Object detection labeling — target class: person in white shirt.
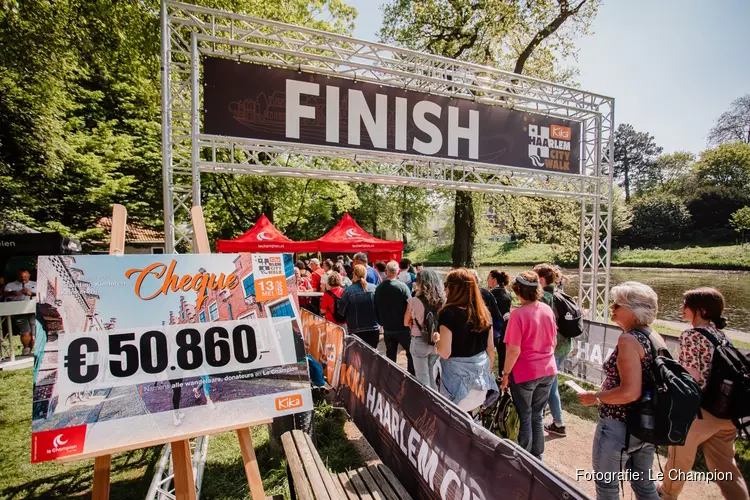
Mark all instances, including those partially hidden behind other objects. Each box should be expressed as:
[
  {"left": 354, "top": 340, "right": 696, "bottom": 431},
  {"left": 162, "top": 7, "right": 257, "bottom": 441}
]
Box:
[
  {"left": 3, "top": 269, "right": 37, "bottom": 356},
  {"left": 397, "top": 258, "right": 415, "bottom": 292}
]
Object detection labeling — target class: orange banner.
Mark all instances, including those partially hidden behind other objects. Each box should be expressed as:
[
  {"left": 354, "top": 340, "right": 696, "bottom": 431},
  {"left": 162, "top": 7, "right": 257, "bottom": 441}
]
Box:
[{"left": 300, "top": 309, "right": 345, "bottom": 386}]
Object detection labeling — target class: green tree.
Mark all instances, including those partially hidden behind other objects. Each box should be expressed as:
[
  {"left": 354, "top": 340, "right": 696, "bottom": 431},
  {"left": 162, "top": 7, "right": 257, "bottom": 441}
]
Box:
[
  {"left": 613, "top": 123, "right": 663, "bottom": 201},
  {"left": 0, "top": 0, "right": 357, "bottom": 243},
  {"left": 380, "top": 0, "right": 601, "bottom": 267},
  {"left": 708, "top": 94, "right": 750, "bottom": 146},
  {"left": 621, "top": 195, "right": 691, "bottom": 246},
  {"left": 652, "top": 151, "right": 695, "bottom": 193},
  {"left": 694, "top": 142, "right": 750, "bottom": 190},
  {"left": 730, "top": 206, "right": 750, "bottom": 243}
]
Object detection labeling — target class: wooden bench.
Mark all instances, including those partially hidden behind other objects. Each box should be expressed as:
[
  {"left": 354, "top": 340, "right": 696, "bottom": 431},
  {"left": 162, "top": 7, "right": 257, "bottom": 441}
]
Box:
[{"left": 281, "top": 430, "right": 413, "bottom": 500}]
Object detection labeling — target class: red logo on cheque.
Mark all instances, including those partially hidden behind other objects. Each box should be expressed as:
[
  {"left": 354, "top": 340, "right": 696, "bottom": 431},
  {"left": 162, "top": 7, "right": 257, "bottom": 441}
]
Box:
[{"left": 32, "top": 425, "right": 87, "bottom": 463}]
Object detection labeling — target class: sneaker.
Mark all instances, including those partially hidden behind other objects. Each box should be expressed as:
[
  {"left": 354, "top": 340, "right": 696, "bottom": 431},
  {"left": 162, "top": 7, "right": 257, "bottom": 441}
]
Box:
[
  {"left": 21, "top": 347, "right": 31, "bottom": 356},
  {"left": 544, "top": 422, "right": 567, "bottom": 437}
]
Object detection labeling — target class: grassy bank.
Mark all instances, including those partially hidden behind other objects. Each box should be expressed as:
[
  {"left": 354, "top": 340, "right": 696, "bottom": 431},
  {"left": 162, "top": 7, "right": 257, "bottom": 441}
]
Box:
[
  {"left": 0, "top": 368, "right": 359, "bottom": 499},
  {"left": 406, "top": 241, "right": 750, "bottom": 270}
]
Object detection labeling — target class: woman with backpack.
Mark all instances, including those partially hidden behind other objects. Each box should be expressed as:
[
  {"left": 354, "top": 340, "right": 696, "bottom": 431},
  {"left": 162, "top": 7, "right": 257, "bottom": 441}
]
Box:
[
  {"left": 340, "top": 265, "right": 380, "bottom": 348},
  {"left": 432, "top": 269, "right": 497, "bottom": 411},
  {"left": 657, "top": 288, "right": 749, "bottom": 500},
  {"left": 404, "top": 269, "right": 445, "bottom": 390},
  {"left": 501, "top": 271, "right": 557, "bottom": 461},
  {"left": 534, "top": 263, "right": 571, "bottom": 438},
  {"left": 321, "top": 272, "right": 346, "bottom": 326},
  {"left": 577, "top": 281, "right": 663, "bottom": 499}
]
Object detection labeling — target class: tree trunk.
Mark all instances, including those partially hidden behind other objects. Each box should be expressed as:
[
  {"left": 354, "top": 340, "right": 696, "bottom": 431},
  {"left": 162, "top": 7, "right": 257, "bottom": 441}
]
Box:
[
  {"left": 623, "top": 165, "right": 631, "bottom": 202},
  {"left": 452, "top": 191, "right": 476, "bottom": 267}
]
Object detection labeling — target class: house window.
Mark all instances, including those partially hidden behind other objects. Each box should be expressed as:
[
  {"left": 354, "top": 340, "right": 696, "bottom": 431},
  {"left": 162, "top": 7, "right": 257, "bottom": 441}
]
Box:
[
  {"left": 199, "top": 311, "right": 207, "bottom": 323},
  {"left": 151, "top": 247, "right": 165, "bottom": 254},
  {"left": 242, "top": 273, "right": 255, "bottom": 297},
  {"left": 283, "top": 254, "right": 295, "bottom": 278},
  {"left": 239, "top": 311, "right": 256, "bottom": 320},
  {"left": 268, "top": 299, "right": 294, "bottom": 319},
  {"left": 209, "top": 302, "right": 219, "bottom": 321}
]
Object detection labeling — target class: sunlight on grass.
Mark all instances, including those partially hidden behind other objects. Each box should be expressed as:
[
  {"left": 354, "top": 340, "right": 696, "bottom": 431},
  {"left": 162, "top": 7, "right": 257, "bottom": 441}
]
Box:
[{"left": 0, "top": 369, "right": 362, "bottom": 500}]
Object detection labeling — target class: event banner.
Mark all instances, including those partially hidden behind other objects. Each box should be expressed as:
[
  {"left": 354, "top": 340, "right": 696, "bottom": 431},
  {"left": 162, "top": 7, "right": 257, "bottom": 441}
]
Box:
[
  {"left": 563, "top": 320, "right": 680, "bottom": 385},
  {"left": 31, "top": 253, "right": 311, "bottom": 463},
  {"left": 203, "top": 57, "right": 582, "bottom": 175},
  {"left": 299, "top": 309, "right": 344, "bottom": 387},
  {"left": 336, "top": 336, "right": 586, "bottom": 500}
]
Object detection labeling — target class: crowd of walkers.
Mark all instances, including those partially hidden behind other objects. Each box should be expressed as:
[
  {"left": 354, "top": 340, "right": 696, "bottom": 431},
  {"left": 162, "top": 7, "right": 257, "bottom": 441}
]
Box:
[{"left": 295, "top": 253, "right": 749, "bottom": 500}]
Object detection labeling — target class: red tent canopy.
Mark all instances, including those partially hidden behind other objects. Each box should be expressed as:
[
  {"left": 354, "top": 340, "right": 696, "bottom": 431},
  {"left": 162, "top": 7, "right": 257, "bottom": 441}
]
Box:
[
  {"left": 315, "top": 214, "right": 403, "bottom": 262},
  {"left": 216, "top": 214, "right": 318, "bottom": 253}
]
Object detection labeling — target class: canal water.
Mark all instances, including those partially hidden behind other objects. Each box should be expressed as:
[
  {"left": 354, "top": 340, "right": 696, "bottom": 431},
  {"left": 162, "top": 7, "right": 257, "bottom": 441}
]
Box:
[{"left": 430, "top": 266, "right": 750, "bottom": 332}]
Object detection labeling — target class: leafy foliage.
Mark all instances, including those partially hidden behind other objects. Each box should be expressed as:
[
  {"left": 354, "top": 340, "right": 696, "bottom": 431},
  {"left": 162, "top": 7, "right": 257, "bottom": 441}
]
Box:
[
  {"left": 730, "top": 206, "right": 750, "bottom": 243},
  {"left": 0, "top": 0, "right": 388, "bottom": 246},
  {"left": 621, "top": 195, "right": 691, "bottom": 245},
  {"left": 380, "top": 0, "right": 601, "bottom": 266}
]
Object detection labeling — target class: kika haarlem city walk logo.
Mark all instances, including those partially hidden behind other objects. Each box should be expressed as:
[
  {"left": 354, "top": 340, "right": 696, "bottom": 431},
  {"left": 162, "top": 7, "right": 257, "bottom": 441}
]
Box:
[{"left": 527, "top": 118, "right": 573, "bottom": 172}]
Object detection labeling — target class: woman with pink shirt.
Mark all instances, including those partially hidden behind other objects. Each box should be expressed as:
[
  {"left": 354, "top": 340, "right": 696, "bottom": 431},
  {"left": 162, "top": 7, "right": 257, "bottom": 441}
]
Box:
[{"left": 501, "top": 271, "right": 557, "bottom": 460}]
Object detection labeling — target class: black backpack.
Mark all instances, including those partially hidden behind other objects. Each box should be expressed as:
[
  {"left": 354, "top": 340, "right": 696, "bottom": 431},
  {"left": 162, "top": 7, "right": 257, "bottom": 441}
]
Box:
[
  {"left": 326, "top": 290, "right": 346, "bottom": 323},
  {"left": 627, "top": 329, "right": 702, "bottom": 446},
  {"left": 414, "top": 296, "right": 439, "bottom": 346},
  {"left": 551, "top": 291, "right": 584, "bottom": 339},
  {"left": 694, "top": 327, "right": 750, "bottom": 428}
]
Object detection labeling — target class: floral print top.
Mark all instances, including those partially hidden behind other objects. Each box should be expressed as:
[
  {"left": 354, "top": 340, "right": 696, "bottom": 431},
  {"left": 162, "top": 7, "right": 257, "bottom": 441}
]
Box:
[
  {"left": 678, "top": 324, "right": 727, "bottom": 390},
  {"left": 599, "top": 329, "right": 654, "bottom": 422}
]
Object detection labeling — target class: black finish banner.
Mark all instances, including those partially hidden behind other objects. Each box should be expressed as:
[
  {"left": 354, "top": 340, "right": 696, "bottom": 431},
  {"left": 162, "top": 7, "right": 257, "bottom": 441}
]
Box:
[
  {"left": 335, "top": 335, "right": 587, "bottom": 500},
  {"left": 203, "top": 57, "right": 582, "bottom": 174}
]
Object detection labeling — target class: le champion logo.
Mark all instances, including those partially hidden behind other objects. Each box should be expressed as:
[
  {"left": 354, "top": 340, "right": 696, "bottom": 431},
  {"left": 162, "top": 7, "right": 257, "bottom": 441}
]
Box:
[
  {"left": 256, "top": 231, "right": 273, "bottom": 241},
  {"left": 32, "top": 425, "right": 87, "bottom": 463}
]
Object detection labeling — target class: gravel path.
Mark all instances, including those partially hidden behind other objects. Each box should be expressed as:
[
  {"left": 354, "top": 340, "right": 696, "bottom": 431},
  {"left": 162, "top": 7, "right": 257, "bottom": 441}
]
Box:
[
  {"left": 363, "top": 335, "right": 728, "bottom": 499},
  {"left": 543, "top": 410, "right": 724, "bottom": 499}
]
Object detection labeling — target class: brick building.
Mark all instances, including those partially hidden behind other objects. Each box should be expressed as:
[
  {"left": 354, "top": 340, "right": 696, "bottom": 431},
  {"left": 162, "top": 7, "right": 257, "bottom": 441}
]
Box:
[{"left": 170, "top": 254, "right": 299, "bottom": 326}]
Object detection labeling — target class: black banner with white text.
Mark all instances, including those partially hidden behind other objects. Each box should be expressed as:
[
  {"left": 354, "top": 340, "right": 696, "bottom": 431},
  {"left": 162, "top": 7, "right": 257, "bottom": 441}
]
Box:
[
  {"left": 203, "top": 57, "right": 582, "bottom": 174},
  {"left": 335, "top": 335, "right": 586, "bottom": 500}
]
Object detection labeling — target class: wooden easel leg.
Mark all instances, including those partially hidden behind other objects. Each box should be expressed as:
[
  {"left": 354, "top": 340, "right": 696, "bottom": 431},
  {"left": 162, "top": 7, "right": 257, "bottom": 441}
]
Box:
[
  {"left": 171, "top": 440, "right": 197, "bottom": 500},
  {"left": 92, "top": 455, "right": 111, "bottom": 500},
  {"left": 236, "top": 427, "right": 266, "bottom": 499}
]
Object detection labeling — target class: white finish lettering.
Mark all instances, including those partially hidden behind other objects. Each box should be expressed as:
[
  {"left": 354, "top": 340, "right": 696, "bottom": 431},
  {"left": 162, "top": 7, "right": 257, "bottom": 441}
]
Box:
[
  {"left": 448, "top": 107, "right": 479, "bottom": 159},
  {"left": 412, "top": 101, "right": 443, "bottom": 155},
  {"left": 285, "top": 80, "right": 319, "bottom": 139},
  {"left": 395, "top": 97, "right": 407, "bottom": 151},
  {"left": 348, "top": 90, "right": 387, "bottom": 148},
  {"left": 326, "top": 86, "right": 339, "bottom": 143}
]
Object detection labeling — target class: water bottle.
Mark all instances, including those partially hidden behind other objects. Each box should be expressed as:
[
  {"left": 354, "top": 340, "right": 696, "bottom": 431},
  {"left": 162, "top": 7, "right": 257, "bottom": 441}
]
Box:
[
  {"left": 716, "top": 379, "right": 734, "bottom": 416},
  {"left": 639, "top": 391, "right": 655, "bottom": 431}
]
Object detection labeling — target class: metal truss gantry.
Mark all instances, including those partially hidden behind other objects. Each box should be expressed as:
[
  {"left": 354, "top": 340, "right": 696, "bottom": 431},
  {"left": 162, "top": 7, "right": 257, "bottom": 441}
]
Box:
[{"left": 160, "top": 0, "right": 615, "bottom": 319}]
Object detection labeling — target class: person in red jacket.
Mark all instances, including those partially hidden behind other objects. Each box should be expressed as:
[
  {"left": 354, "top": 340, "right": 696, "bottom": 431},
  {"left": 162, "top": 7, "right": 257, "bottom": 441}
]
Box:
[{"left": 321, "top": 272, "right": 345, "bottom": 325}]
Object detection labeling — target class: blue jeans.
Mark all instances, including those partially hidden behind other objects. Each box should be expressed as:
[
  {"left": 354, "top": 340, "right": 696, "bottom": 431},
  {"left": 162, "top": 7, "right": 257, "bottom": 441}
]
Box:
[
  {"left": 510, "top": 374, "right": 554, "bottom": 460},
  {"left": 547, "top": 354, "right": 566, "bottom": 426},
  {"left": 410, "top": 336, "right": 439, "bottom": 391},
  {"left": 592, "top": 418, "right": 658, "bottom": 500}
]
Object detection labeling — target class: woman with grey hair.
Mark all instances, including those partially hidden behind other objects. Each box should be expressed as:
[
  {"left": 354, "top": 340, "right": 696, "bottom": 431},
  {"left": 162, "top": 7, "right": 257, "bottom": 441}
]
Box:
[
  {"left": 577, "top": 281, "right": 664, "bottom": 499},
  {"left": 404, "top": 269, "right": 445, "bottom": 390}
]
